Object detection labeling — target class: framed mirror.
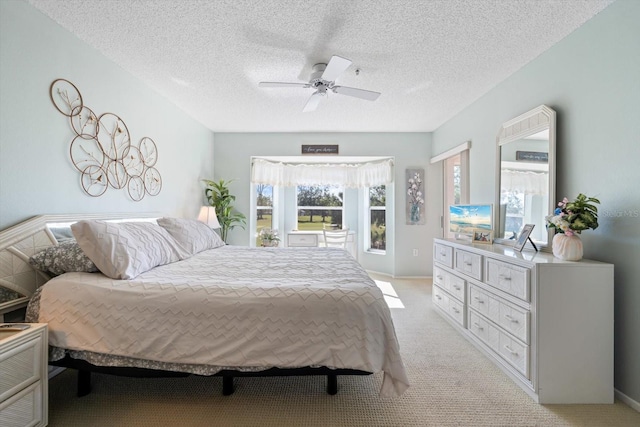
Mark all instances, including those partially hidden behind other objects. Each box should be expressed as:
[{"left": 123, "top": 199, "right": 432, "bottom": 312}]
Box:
[{"left": 495, "top": 105, "right": 556, "bottom": 249}]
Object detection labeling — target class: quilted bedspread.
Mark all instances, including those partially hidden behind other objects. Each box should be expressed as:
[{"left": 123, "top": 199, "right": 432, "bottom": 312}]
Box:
[{"left": 34, "top": 246, "right": 409, "bottom": 397}]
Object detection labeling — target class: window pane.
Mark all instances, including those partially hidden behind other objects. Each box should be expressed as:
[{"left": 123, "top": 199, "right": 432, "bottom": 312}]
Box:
[
  {"left": 256, "top": 184, "right": 273, "bottom": 246},
  {"left": 297, "top": 185, "right": 343, "bottom": 231},
  {"left": 369, "top": 185, "right": 385, "bottom": 206},
  {"left": 370, "top": 209, "right": 386, "bottom": 250},
  {"left": 297, "top": 209, "right": 342, "bottom": 231},
  {"left": 368, "top": 185, "right": 386, "bottom": 251},
  {"left": 453, "top": 165, "right": 461, "bottom": 205}
]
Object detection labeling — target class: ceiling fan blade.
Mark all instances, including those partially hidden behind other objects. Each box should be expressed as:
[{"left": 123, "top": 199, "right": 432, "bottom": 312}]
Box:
[
  {"left": 303, "top": 91, "right": 324, "bottom": 113},
  {"left": 321, "top": 55, "right": 352, "bottom": 82},
  {"left": 333, "top": 86, "right": 381, "bottom": 101},
  {"left": 259, "top": 82, "right": 309, "bottom": 88}
]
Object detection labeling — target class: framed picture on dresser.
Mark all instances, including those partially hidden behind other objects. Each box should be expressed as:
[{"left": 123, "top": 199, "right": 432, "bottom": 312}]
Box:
[
  {"left": 513, "top": 224, "right": 536, "bottom": 252},
  {"left": 472, "top": 229, "right": 493, "bottom": 244}
]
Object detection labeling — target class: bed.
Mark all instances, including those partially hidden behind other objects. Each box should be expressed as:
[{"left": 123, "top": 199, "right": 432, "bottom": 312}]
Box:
[{"left": 0, "top": 214, "right": 409, "bottom": 398}]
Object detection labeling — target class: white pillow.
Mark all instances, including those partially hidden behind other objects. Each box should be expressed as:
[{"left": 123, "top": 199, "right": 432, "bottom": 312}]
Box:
[
  {"left": 156, "top": 217, "right": 225, "bottom": 255},
  {"left": 71, "top": 220, "right": 188, "bottom": 280}
]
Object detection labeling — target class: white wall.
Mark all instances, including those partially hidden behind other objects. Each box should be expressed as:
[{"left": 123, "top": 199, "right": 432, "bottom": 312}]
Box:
[
  {"left": 433, "top": 0, "right": 640, "bottom": 405},
  {"left": 0, "top": 0, "right": 215, "bottom": 230},
  {"left": 214, "top": 133, "right": 437, "bottom": 277}
]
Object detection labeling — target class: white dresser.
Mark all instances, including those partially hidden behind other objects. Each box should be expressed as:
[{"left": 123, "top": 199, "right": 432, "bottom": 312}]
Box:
[
  {"left": 0, "top": 324, "right": 48, "bottom": 427},
  {"left": 432, "top": 238, "right": 613, "bottom": 404}
]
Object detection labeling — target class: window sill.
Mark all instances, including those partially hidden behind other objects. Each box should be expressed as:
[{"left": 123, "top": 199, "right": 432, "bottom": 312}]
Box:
[{"left": 365, "top": 249, "right": 386, "bottom": 255}]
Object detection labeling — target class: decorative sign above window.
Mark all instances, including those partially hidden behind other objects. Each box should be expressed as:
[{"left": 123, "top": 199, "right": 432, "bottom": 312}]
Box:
[
  {"left": 516, "top": 151, "right": 548, "bottom": 162},
  {"left": 301, "top": 144, "right": 339, "bottom": 155},
  {"left": 49, "top": 79, "right": 162, "bottom": 201}
]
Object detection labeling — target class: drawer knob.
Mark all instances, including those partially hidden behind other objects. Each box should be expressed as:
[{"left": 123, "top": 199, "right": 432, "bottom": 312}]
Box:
[
  {"left": 440, "top": 251, "right": 446, "bottom": 256},
  {"left": 504, "top": 314, "right": 519, "bottom": 323},
  {"left": 504, "top": 345, "right": 518, "bottom": 356},
  {"left": 453, "top": 285, "right": 461, "bottom": 290},
  {"left": 465, "top": 262, "right": 472, "bottom": 266},
  {"left": 473, "top": 322, "right": 483, "bottom": 330},
  {"left": 473, "top": 296, "right": 485, "bottom": 304},
  {"left": 436, "top": 275, "right": 443, "bottom": 280},
  {"left": 435, "top": 295, "right": 442, "bottom": 300},
  {"left": 451, "top": 307, "right": 459, "bottom": 314},
  {"left": 499, "top": 275, "right": 511, "bottom": 281}
]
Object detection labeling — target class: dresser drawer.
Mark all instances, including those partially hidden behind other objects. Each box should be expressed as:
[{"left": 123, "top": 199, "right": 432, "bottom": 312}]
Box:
[
  {"left": 433, "top": 285, "right": 466, "bottom": 328},
  {"left": 433, "top": 265, "right": 446, "bottom": 287},
  {"left": 469, "top": 284, "right": 529, "bottom": 344},
  {"left": 468, "top": 311, "right": 530, "bottom": 379},
  {"left": 287, "top": 233, "right": 318, "bottom": 247},
  {"left": 454, "top": 249, "right": 482, "bottom": 281},
  {"left": 447, "top": 296, "right": 466, "bottom": 327},
  {"left": 0, "top": 381, "right": 43, "bottom": 427},
  {"left": 0, "top": 336, "right": 42, "bottom": 402},
  {"left": 433, "top": 266, "right": 466, "bottom": 303},
  {"left": 433, "top": 243, "right": 453, "bottom": 268},
  {"left": 485, "top": 258, "right": 530, "bottom": 302},
  {"left": 499, "top": 331, "right": 529, "bottom": 379},
  {"left": 432, "top": 285, "right": 448, "bottom": 312}
]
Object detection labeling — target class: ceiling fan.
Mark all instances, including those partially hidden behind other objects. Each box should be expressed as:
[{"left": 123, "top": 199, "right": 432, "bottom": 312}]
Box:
[{"left": 258, "top": 55, "right": 381, "bottom": 112}]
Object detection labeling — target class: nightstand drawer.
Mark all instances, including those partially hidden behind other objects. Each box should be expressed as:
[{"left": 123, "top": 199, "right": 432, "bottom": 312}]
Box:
[
  {"left": 287, "top": 233, "right": 318, "bottom": 247},
  {"left": 0, "top": 381, "right": 43, "bottom": 427},
  {"left": 0, "top": 336, "right": 42, "bottom": 402}
]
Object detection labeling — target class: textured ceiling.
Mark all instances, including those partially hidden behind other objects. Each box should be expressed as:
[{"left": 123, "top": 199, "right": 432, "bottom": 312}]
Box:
[{"left": 28, "top": 0, "right": 614, "bottom": 132}]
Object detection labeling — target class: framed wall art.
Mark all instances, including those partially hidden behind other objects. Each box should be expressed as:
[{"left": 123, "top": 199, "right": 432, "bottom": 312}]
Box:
[{"left": 406, "top": 168, "right": 425, "bottom": 225}]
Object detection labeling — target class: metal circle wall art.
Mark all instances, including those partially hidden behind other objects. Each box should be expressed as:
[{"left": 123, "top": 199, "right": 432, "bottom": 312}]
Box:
[{"left": 50, "top": 78, "right": 162, "bottom": 201}]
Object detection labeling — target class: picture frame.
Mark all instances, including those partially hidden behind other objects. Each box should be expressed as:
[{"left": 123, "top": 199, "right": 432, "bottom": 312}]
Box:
[
  {"left": 301, "top": 144, "right": 339, "bottom": 155},
  {"left": 472, "top": 229, "right": 493, "bottom": 244},
  {"left": 513, "top": 224, "right": 536, "bottom": 252},
  {"left": 406, "top": 168, "right": 426, "bottom": 225},
  {"left": 449, "top": 204, "right": 493, "bottom": 236}
]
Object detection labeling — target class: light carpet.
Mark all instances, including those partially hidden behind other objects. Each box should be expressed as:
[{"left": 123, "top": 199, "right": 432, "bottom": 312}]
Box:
[{"left": 47, "top": 275, "right": 640, "bottom": 426}]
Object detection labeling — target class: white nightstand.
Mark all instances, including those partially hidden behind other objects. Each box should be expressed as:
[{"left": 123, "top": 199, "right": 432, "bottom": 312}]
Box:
[{"left": 0, "top": 323, "right": 48, "bottom": 427}]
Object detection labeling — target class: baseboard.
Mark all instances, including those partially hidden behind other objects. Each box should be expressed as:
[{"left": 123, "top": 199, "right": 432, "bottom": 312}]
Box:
[
  {"left": 615, "top": 388, "right": 640, "bottom": 412},
  {"left": 48, "top": 366, "right": 66, "bottom": 380},
  {"left": 365, "top": 270, "right": 431, "bottom": 280}
]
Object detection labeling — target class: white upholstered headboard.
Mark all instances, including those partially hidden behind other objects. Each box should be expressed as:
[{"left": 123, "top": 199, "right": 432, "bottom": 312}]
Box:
[{"left": 0, "top": 213, "right": 159, "bottom": 317}]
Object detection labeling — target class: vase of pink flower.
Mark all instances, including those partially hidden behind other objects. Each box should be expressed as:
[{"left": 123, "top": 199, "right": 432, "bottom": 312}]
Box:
[{"left": 545, "top": 193, "right": 599, "bottom": 261}]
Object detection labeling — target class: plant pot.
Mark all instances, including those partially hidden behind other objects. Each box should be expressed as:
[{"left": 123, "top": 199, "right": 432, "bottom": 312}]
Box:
[
  {"left": 552, "top": 233, "right": 583, "bottom": 261},
  {"left": 410, "top": 203, "right": 420, "bottom": 223}
]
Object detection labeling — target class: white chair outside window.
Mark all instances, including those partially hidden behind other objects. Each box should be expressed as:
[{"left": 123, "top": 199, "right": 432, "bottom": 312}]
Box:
[{"left": 323, "top": 227, "right": 350, "bottom": 249}]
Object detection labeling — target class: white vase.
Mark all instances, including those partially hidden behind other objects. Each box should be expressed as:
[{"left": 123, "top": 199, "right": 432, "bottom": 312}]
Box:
[{"left": 552, "top": 233, "right": 583, "bottom": 261}]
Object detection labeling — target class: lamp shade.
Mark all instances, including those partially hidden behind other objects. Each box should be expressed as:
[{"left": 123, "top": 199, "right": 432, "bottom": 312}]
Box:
[{"left": 198, "top": 206, "right": 221, "bottom": 229}]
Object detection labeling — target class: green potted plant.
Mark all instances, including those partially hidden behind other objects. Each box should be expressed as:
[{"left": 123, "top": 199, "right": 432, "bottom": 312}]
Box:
[
  {"left": 202, "top": 179, "right": 246, "bottom": 242},
  {"left": 545, "top": 193, "right": 600, "bottom": 261}
]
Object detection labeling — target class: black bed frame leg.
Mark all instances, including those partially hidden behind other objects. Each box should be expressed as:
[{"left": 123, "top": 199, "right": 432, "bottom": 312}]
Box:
[
  {"left": 77, "top": 370, "right": 92, "bottom": 397},
  {"left": 327, "top": 374, "right": 338, "bottom": 395},
  {"left": 222, "top": 376, "right": 235, "bottom": 396}
]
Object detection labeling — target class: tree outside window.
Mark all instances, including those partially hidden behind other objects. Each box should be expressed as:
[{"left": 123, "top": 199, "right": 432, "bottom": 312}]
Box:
[
  {"left": 256, "top": 184, "right": 273, "bottom": 245},
  {"left": 297, "top": 185, "right": 343, "bottom": 230},
  {"left": 369, "top": 185, "right": 386, "bottom": 251}
]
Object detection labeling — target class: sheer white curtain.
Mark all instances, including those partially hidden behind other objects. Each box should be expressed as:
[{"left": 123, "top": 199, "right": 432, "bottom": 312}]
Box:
[
  {"left": 501, "top": 169, "right": 548, "bottom": 195},
  {"left": 251, "top": 158, "right": 394, "bottom": 188}
]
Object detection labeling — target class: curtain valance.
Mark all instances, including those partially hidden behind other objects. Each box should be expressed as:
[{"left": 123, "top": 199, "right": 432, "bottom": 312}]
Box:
[
  {"left": 251, "top": 158, "right": 394, "bottom": 188},
  {"left": 501, "top": 169, "right": 548, "bottom": 195}
]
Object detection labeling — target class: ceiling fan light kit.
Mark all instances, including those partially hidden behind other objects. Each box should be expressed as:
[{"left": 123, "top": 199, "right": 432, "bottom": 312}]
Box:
[{"left": 259, "top": 55, "right": 381, "bottom": 112}]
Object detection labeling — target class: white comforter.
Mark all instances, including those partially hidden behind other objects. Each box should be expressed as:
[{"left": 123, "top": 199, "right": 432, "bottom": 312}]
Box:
[{"left": 36, "top": 246, "right": 409, "bottom": 397}]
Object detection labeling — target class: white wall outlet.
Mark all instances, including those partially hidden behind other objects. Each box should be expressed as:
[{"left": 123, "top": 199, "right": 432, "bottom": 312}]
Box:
[{"left": 413, "top": 249, "right": 418, "bottom": 256}]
